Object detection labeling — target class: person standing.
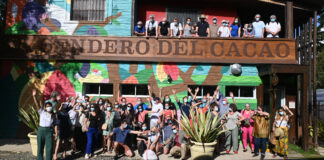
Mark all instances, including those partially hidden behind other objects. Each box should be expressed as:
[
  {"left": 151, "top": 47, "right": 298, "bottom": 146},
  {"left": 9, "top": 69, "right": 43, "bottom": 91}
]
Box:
[
  {"left": 134, "top": 98, "right": 149, "bottom": 111},
  {"left": 32, "top": 89, "right": 58, "bottom": 160},
  {"left": 243, "top": 23, "right": 255, "bottom": 38},
  {"left": 218, "top": 20, "right": 231, "bottom": 37},
  {"left": 145, "top": 14, "right": 159, "bottom": 38},
  {"left": 209, "top": 17, "right": 220, "bottom": 37},
  {"left": 170, "top": 18, "right": 183, "bottom": 37},
  {"left": 230, "top": 17, "right": 241, "bottom": 37},
  {"left": 252, "top": 106, "right": 270, "bottom": 160},
  {"left": 102, "top": 103, "right": 115, "bottom": 154},
  {"left": 45, "top": 91, "right": 59, "bottom": 112},
  {"left": 272, "top": 105, "right": 294, "bottom": 160},
  {"left": 148, "top": 85, "right": 163, "bottom": 129},
  {"left": 224, "top": 104, "right": 245, "bottom": 154},
  {"left": 265, "top": 15, "right": 281, "bottom": 38},
  {"left": 183, "top": 18, "right": 194, "bottom": 37},
  {"left": 241, "top": 103, "right": 255, "bottom": 153},
  {"left": 196, "top": 14, "right": 209, "bottom": 37},
  {"left": 252, "top": 14, "right": 265, "bottom": 38},
  {"left": 134, "top": 21, "right": 145, "bottom": 36},
  {"left": 158, "top": 17, "right": 170, "bottom": 36}
]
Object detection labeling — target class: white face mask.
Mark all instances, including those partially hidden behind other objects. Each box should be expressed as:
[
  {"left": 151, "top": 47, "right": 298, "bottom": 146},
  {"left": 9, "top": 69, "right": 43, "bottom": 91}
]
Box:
[{"left": 46, "top": 107, "right": 53, "bottom": 112}]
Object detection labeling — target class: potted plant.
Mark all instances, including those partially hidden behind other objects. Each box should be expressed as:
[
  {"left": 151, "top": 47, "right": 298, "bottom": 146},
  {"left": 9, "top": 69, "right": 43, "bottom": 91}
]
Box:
[
  {"left": 17, "top": 105, "right": 40, "bottom": 156},
  {"left": 178, "top": 108, "right": 226, "bottom": 160}
]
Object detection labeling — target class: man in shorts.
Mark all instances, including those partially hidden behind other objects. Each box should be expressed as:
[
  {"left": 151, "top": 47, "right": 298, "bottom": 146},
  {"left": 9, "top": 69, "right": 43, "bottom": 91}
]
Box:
[{"left": 110, "top": 120, "right": 142, "bottom": 158}]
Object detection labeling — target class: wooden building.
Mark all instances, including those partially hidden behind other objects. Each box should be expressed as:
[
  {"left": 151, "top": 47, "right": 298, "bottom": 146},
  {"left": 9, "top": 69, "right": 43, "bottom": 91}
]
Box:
[{"left": 0, "top": 0, "right": 323, "bottom": 150}]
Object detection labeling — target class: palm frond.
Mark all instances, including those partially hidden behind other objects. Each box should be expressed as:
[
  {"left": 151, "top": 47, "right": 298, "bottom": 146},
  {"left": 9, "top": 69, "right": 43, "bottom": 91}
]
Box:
[{"left": 17, "top": 105, "right": 40, "bottom": 133}]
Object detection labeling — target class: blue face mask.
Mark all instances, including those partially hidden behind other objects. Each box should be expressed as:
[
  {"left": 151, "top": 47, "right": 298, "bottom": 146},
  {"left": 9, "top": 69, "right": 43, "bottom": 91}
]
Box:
[
  {"left": 99, "top": 101, "right": 103, "bottom": 104},
  {"left": 183, "top": 99, "right": 188, "bottom": 103},
  {"left": 165, "top": 106, "right": 169, "bottom": 110},
  {"left": 188, "top": 96, "right": 192, "bottom": 100},
  {"left": 87, "top": 105, "right": 90, "bottom": 108},
  {"left": 223, "top": 101, "right": 227, "bottom": 105},
  {"left": 107, "top": 107, "right": 112, "bottom": 111},
  {"left": 90, "top": 107, "right": 95, "bottom": 112},
  {"left": 115, "top": 105, "right": 119, "bottom": 108},
  {"left": 199, "top": 104, "right": 205, "bottom": 108},
  {"left": 124, "top": 124, "right": 128, "bottom": 129},
  {"left": 255, "top": 17, "right": 260, "bottom": 21},
  {"left": 202, "top": 99, "right": 207, "bottom": 103},
  {"left": 137, "top": 101, "right": 141, "bottom": 104},
  {"left": 173, "top": 129, "right": 177, "bottom": 134},
  {"left": 151, "top": 131, "right": 155, "bottom": 135},
  {"left": 165, "top": 98, "right": 170, "bottom": 102},
  {"left": 213, "top": 20, "right": 217, "bottom": 24},
  {"left": 127, "top": 107, "right": 131, "bottom": 111},
  {"left": 214, "top": 107, "right": 219, "bottom": 112},
  {"left": 279, "top": 111, "right": 284, "bottom": 116},
  {"left": 139, "top": 108, "right": 143, "bottom": 112},
  {"left": 142, "top": 126, "right": 147, "bottom": 130},
  {"left": 228, "top": 108, "right": 232, "bottom": 112},
  {"left": 271, "top": 18, "right": 276, "bottom": 22}
]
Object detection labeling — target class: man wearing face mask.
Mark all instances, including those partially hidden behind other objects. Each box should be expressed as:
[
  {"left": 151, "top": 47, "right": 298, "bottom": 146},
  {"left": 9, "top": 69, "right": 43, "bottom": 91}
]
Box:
[
  {"left": 134, "top": 97, "right": 149, "bottom": 111},
  {"left": 265, "top": 15, "right": 281, "bottom": 38},
  {"left": 252, "top": 14, "right": 265, "bottom": 38},
  {"left": 110, "top": 120, "right": 143, "bottom": 158},
  {"left": 145, "top": 14, "right": 159, "bottom": 37},
  {"left": 218, "top": 20, "right": 231, "bottom": 37},
  {"left": 209, "top": 17, "right": 220, "bottom": 37},
  {"left": 243, "top": 23, "right": 255, "bottom": 38},
  {"left": 170, "top": 18, "right": 183, "bottom": 37},
  {"left": 196, "top": 14, "right": 209, "bottom": 37},
  {"left": 119, "top": 97, "right": 127, "bottom": 111},
  {"left": 161, "top": 122, "right": 178, "bottom": 155},
  {"left": 158, "top": 17, "right": 170, "bottom": 36},
  {"left": 134, "top": 21, "right": 145, "bottom": 36}
]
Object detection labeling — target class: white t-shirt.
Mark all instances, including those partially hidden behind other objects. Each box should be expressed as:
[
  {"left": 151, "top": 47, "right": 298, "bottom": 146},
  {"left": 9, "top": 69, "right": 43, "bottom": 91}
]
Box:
[
  {"left": 266, "top": 22, "right": 281, "bottom": 38},
  {"left": 143, "top": 149, "right": 158, "bottom": 160},
  {"left": 170, "top": 22, "right": 183, "bottom": 36},
  {"left": 145, "top": 20, "right": 158, "bottom": 32},
  {"left": 150, "top": 100, "right": 163, "bottom": 118},
  {"left": 275, "top": 116, "right": 289, "bottom": 127},
  {"left": 218, "top": 26, "right": 230, "bottom": 37}
]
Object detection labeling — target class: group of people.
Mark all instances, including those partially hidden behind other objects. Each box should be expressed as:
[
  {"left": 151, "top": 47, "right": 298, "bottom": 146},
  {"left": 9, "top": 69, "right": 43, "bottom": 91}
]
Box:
[
  {"left": 33, "top": 85, "right": 293, "bottom": 160},
  {"left": 134, "top": 13, "right": 281, "bottom": 38}
]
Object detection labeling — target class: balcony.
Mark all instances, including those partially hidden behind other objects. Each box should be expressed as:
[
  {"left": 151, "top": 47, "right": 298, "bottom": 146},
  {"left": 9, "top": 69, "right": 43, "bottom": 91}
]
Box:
[{"left": 1, "top": 35, "right": 297, "bottom": 64}]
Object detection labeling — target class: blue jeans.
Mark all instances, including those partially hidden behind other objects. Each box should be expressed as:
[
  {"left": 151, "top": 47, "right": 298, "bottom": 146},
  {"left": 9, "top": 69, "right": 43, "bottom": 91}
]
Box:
[
  {"left": 254, "top": 137, "right": 267, "bottom": 155},
  {"left": 86, "top": 127, "right": 98, "bottom": 154}
]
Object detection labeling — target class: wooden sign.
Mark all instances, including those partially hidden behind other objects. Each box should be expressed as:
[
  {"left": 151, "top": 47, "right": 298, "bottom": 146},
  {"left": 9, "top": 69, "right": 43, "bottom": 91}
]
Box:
[{"left": 2, "top": 35, "right": 297, "bottom": 64}]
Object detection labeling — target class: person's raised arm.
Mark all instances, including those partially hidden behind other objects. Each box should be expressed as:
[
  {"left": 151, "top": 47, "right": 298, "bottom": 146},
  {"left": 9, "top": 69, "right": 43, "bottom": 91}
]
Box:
[
  {"left": 229, "top": 91, "right": 236, "bottom": 104},
  {"left": 148, "top": 85, "right": 152, "bottom": 101},
  {"left": 172, "top": 89, "right": 179, "bottom": 103},
  {"left": 32, "top": 89, "right": 41, "bottom": 110},
  {"left": 159, "top": 87, "right": 162, "bottom": 99},
  {"left": 284, "top": 105, "right": 294, "bottom": 117},
  {"left": 147, "top": 97, "right": 152, "bottom": 110},
  {"left": 187, "top": 88, "right": 194, "bottom": 99},
  {"left": 193, "top": 87, "right": 199, "bottom": 100},
  {"left": 206, "top": 93, "right": 211, "bottom": 108}
]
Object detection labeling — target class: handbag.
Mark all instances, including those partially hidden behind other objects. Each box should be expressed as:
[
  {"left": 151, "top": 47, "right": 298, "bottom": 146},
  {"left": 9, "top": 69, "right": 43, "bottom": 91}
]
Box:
[{"left": 274, "top": 118, "right": 284, "bottom": 138}]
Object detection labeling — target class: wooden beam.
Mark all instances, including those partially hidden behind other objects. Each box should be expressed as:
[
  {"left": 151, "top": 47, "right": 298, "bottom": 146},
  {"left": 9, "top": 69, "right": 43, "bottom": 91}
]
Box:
[
  {"left": 285, "top": 1, "right": 294, "bottom": 38},
  {"left": 313, "top": 10, "right": 318, "bottom": 148},
  {"left": 302, "top": 70, "right": 309, "bottom": 151}
]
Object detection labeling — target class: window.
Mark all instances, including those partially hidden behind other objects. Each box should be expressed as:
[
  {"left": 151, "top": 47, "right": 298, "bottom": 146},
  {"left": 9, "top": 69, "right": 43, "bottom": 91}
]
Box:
[
  {"left": 71, "top": 0, "right": 106, "bottom": 21},
  {"left": 225, "top": 86, "right": 256, "bottom": 98},
  {"left": 166, "top": 8, "right": 201, "bottom": 24},
  {"left": 188, "top": 85, "right": 218, "bottom": 99},
  {"left": 120, "top": 84, "right": 149, "bottom": 97},
  {"left": 83, "top": 83, "right": 113, "bottom": 96}
]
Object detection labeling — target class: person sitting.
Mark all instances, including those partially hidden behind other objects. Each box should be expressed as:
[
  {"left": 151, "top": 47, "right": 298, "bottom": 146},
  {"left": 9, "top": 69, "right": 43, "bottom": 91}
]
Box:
[
  {"left": 110, "top": 120, "right": 142, "bottom": 158},
  {"left": 243, "top": 23, "right": 255, "bottom": 38},
  {"left": 265, "top": 15, "right": 281, "bottom": 38},
  {"left": 161, "top": 120, "right": 177, "bottom": 155},
  {"left": 158, "top": 17, "right": 170, "bottom": 36},
  {"left": 170, "top": 125, "right": 190, "bottom": 159},
  {"left": 147, "top": 126, "right": 161, "bottom": 153},
  {"left": 137, "top": 123, "right": 150, "bottom": 157},
  {"left": 145, "top": 14, "right": 158, "bottom": 37},
  {"left": 134, "top": 21, "right": 145, "bottom": 36}
]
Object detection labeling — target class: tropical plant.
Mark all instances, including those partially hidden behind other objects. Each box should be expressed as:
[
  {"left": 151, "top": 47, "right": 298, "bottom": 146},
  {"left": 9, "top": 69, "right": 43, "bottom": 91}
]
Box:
[
  {"left": 178, "top": 108, "right": 226, "bottom": 143},
  {"left": 17, "top": 105, "right": 40, "bottom": 133}
]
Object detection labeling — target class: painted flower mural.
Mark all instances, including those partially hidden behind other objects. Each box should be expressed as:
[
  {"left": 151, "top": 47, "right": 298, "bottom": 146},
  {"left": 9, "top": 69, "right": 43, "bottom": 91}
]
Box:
[{"left": 153, "top": 62, "right": 184, "bottom": 88}]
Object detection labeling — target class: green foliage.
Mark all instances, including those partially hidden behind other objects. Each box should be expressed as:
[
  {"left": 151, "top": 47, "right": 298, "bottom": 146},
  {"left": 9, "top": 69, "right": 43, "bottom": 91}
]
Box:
[
  {"left": 17, "top": 106, "right": 40, "bottom": 134},
  {"left": 178, "top": 108, "right": 226, "bottom": 143},
  {"left": 318, "top": 120, "right": 324, "bottom": 141},
  {"left": 288, "top": 143, "right": 323, "bottom": 159}
]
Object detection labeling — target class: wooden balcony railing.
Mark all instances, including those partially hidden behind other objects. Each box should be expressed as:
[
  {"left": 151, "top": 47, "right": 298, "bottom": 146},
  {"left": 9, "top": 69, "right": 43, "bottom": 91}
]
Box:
[{"left": 1, "top": 35, "right": 297, "bottom": 64}]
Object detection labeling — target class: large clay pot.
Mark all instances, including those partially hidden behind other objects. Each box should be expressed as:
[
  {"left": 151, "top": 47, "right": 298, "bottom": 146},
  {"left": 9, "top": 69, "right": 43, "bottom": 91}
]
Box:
[
  {"left": 190, "top": 141, "right": 217, "bottom": 160},
  {"left": 28, "top": 132, "right": 37, "bottom": 156}
]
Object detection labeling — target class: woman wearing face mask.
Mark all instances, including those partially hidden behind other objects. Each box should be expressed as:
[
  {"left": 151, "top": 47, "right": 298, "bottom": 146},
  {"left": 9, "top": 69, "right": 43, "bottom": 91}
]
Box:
[
  {"left": 137, "top": 123, "right": 150, "bottom": 156},
  {"left": 102, "top": 102, "right": 115, "bottom": 154},
  {"left": 183, "top": 17, "right": 193, "bottom": 37},
  {"left": 76, "top": 104, "right": 87, "bottom": 153},
  {"left": 196, "top": 93, "right": 211, "bottom": 114},
  {"left": 148, "top": 127, "right": 161, "bottom": 153},
  {"left": 162, "top": 94, "right": 176, "bottom": 117},
  {"left": 161, "top": 102, "right": 174, "bottom": 124},
  {"left": 32, "top": 89, "right": 58, "bottom": 160},
  {"left": 230, "top": 17, "right": 241, "bottom": 37},
  {"left": 113, "top": 101, "right": 122, "bottom": 128},
  {"left": 83, "top": 104, "right": 102, "bottom": 159},
  {"left": 243, "top": 23, "right": 255, "bottom": 38},
  {"left": 136, "top": 104, "right": 159, "bottom": 130},
  {"left": 241, "top": 103, "right": 255, "bottom": 153},
  {"left": 272, "top": 105, "right": 293, "bottom": 160},
  {"left": 265, "top": 15, "right": 281, "bottom": 38},
  {"left": 224, "top": 104, "right": 245, "bottom": 154},
  {"left": 218, "top": 20, "right": 231, "bottom": 37}
]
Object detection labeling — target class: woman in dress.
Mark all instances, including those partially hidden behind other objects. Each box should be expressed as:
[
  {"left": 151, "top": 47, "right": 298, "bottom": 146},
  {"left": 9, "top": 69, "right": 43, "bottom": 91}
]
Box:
[{"left": 102, "top": 102, "right": 115, "bottom": 154}]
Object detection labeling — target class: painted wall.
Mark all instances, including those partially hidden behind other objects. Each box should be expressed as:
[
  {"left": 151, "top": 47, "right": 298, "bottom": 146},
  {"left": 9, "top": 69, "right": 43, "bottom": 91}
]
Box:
[
  {"left": 5, "top": 0, "right": 132, "bottom": 36},
  {"left": 0, "top": 60, "right": 261, "bottom": 138},
  {"left": 137, "top": 2, "right": 237, "bottom": 26}
]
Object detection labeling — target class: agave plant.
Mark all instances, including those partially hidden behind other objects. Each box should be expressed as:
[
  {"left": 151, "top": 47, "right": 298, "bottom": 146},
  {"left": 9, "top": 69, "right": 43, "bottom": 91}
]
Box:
[
  {"left": 17, "top": 105, "right": 40, "bottom": 134},
  {"left": 178, "top": 108, "right": 226, "bottom": 143}
]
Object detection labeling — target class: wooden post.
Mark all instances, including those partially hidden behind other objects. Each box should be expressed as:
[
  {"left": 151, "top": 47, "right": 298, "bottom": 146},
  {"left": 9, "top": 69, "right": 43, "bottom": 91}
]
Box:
[
  {"left": 313, "top": 10, "right": 318, "bottom": 148},
  {"left": 308, "top": 19, "right": 313, "bottom": 128},
  {"left": 302, "top": 71, "right": 309, "bottom": 151},
  {"left": 285, "top": 0, "right": 294, "bottom": 38}
]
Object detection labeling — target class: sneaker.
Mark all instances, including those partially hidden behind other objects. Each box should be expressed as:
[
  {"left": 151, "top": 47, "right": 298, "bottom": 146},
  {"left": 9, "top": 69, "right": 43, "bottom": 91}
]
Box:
[
  {"left": 85, "top": 154, "right": 90, "bottom": 159},
  {"left": 261, "top": 154, "right": 265, "bottom": 160},
  {"left": 253, "top": 154, "right": 259, "bottom": 157},
  {"left": 234, "top": 151, "right": 238, "bottom": 154},
  {"left": 243, "top": 149, "right": 247, "bottom": 152},
  {"left": 226, "top": 150, "right": 230, "bottom": 154}
]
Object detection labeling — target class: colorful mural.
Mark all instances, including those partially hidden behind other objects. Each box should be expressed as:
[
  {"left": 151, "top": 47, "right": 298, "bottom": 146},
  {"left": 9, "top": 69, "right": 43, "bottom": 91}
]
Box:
[
  {"left": 5, "top": 0, "right": 131, "bottom": 36},
  {"left": 152, "top": 62, "right": 184, "bottom": 88}
]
